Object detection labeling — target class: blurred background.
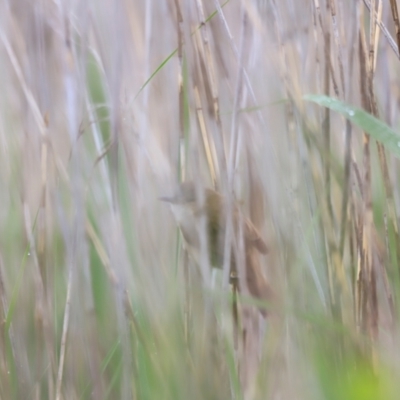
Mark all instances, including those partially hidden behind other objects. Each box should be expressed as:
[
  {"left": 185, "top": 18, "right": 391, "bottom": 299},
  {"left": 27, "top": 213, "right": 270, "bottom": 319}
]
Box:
[{"left": 0, "top": 0, "right": 399, "bottom": 398}]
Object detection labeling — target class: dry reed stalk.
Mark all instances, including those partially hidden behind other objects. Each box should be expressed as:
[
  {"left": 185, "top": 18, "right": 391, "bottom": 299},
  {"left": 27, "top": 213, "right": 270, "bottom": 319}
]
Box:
[
  {"left": 328, "top": 0, "right": 345, "bottom": 96},
  {"left": 55, "top": 257, "right": 73, "bottom": 400},
  {"left": 193, "top": 84, "right": 218, "bottom": 185},
  {"left": 381, "top": 213, "right": 395, "bottom": 325},
  {"left": 23, "top": 204, "right": 56, "bottom": 398},
  {"left": 365, "top": 0, "right": 397, "bottom": 342},
  {"left": 172, "top": 0, "right": 193, "bottom": 349},
  {"left": 0, "top": 255, "right": 15, "bottom": 396},
  {"left": 356, "top": 9, "right": 379, "bottom": 365},
  {"left": 85, "top": 219, "right": 117, "bottom": 284},
  {"left": 323, "top": 31, "right": 335, "bottom": 225},
  {"left": 373, "top": 0, "right": 383, "bottom": 72},
  {"left": 363, "top": 0, "right": 399, "bottom": 58},
  {"left": 331, "top": 0, "right": 351, "bottom": 263},
  {"left": 195, "top": 0, "right": 227, "bottom": 186},
  {"left": 38, "top": 117, "right": 48, "bottom": 290},
  {"left": 195, "top": 0, "right": 223, "bottom": 127},
  {"left": 389, "top": 0, "right": 400, "bottom": 52},
  {"left": 313, "top": 0, "right": 340, "bottom": 96}
]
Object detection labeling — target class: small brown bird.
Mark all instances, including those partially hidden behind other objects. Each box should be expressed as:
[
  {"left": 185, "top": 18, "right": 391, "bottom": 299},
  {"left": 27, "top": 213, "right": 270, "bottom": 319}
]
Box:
[{"left": 160, "top": 181, "right": 274, "bottom": 317}]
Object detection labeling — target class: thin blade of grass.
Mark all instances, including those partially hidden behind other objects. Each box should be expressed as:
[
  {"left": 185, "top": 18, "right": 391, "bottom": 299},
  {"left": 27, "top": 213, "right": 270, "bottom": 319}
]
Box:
[{"left": 304, "top": 95, "right": 400, "bottom": 158}]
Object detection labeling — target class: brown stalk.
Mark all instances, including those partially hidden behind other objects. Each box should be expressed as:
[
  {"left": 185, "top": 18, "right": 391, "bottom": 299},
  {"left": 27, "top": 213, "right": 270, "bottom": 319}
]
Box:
[
  {"left": 389, "top": 0, "right": 400, "bottom": 53},
  {"left": 23, "top": 204, "right": 56, "bottom": 397},
  {"left": 174, "top": 0, "right": 192, "bottom": 346},
  {"left": 331, "top": 0, "right": 353, "bottom": 262},
  {"left": 338, "top": 117, "right": 352, "bottom": 260},
  {"left": 195, "top": 0, "right": 227, "bottom": 183},
  {"left": 367, "top": 1, "right": 383, "bottom": 346},
  {"left": 373, "top": 1, "right": 383, "bottom": 72},
  {"left": 349, "top": 195, "right": 357, "bottom": 316},
  {"left": 358, "top": 13, "right": 379, "bottom": 360},
  {"left": 55, "top": 258, "right": 73, "bottom": 400},
  {"left": 368, "top": 1, "right": 398, "bottom": 336},
  {"left": 328, "top": 0, "right": 345, "bottom": 96},
  {"left": 193, "top": 84, "right": 218, "bottom": 185},
  {"left": 363, "top": 0, "right": 400, "bottom": 59},
  {"left": 323, "top": 31, "right": 335, "bottom": 226},
  {"left": 38, "top": 114, "right": 49, "bottom": 293},
  {"left": 382, "top": 214, "right": 395, "bottom": 325},
  {"left": 314, "top": 0, "right": 339, "bottom": 97},
  {"left": 366, "top": 0, "right": 397, "bottom": 335},
  {"left": 0, "top": 255, "right": 15, "bottom": 395}
]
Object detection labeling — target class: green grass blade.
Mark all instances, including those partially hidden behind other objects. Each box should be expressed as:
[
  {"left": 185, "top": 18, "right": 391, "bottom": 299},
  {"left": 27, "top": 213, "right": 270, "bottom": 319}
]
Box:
[
  {"left": 304, "top": 94, "right": 400, "bottom": 158},
  {"left": 133, "top": 0, "right": 231, "bottom": 102},
  {"left": 5, "top": 208, "right": 39, "bottom": 333}
]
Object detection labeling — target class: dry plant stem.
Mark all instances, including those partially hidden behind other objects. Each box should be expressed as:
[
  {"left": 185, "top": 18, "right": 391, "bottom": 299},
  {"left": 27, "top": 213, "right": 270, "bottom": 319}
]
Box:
[
  {"left": 339, "top": 119, "right": 352, "bottom": 259},
  {"left": 195, "top": 0, "right": 227, "bottom": 183},
  {"left": 352, "top": 172, "right": 364, "bottom": 330},
  {"left": 271, "top": 2, "right": 295, "bottom": 104},
  {"left": 366, "top": 0, "right": 380, "bottom": 344},
  {"left": 363, "top": 0, "right": 400, "bottom": 59},
  {"left": 323, "top": 31, "right": 335, "bottom": 226},
  {"left": 389, "top": 0, "right": 400, "bottom": 52},
  {"left": 312, "top": 0, "right": 321, "bottom": 95},
  {"left": 173, "top": 0, "right": 192, "bottom": 347},
  {"left": 85, "top": 220, "right": 117, "bottom": 284},
  {"left": 106, "top": 5, "right": 135, "bottom": 396},
  {"left": 228, "top": 7, "right": 246, "bottom": 183},
  {"left": 358, "top": 23, "right": 372, "bottom": 336},
  {"left": 367, "top": 1, "right": 390, "bottom": 346},
  {"left": 373, "top": 0, "right": 383, "bottom": 72},
  {"left": 214, "top": 0, "right": 278, "bottom": 168},
  {"left": 227, "top": 22, "right": 271, "bottom": 382},
  {"left": 183, "top": 250, "right": 191, "bottom": 344},
  {"left": 84, "top": 93, "right": 113, "bottom": 206},
  {"left": 219, "top": 6, "right": 270, "bottom": 378},
  {"left": 1, "top": 39, "right": 53, "bottom": 370},
  {"left": 357, "top": 21, "right": 379, "bottom": 361},
  {"left": 0, "top": 255, "right": 18, "bottom": 394},
  {"left": 173, "top": 0, "right": 185, "bottom": 164},
  {"left": 365, "top": 0, "right": 396, "bottom": 336},
  {"left": 195, "top": 0, "right": 221, "bottom": 124},
  {"left": 225, "top": 5, "right": 246, "bottom": 290},
  {"left": 247, "top": 151, "right": 266, "bottom": 234},
  {"left": 314, "top": 0, "right": 340, "bottom": 96},
  {"left": 329, "top": 0, "right": 350, "bottom": 261},
  {"left": 368, "top": 0, "right": 377, "bottom": 85},
  {"left": 23, "top": 205, "right": 56, "bottom": 396},
  {"left": 196, "top": 0, "right": 227, "bottom": 183},
  {"left": 232, "top": 280, "right": 239, "bottom": 349},
  {"left": 55, "top": 261, "right": 73, "bottom": 400},
  {"left": 193, "top": 85, "right": 218, "bottom": 184},
  {"left": 328, "top": 0, "right": 345, "bottom": 96},
  {"left": 382, "top": 214, "right": 395, "bottom": 325},
  {"left": 278, "top": 0, "right": 331, "bottom": 307},
  {"left": 37, "top": 114, "right": 49, "bottom": 400},
  {"left": 123, "top": 290, "right": 155, "bottom": 369},
  {"left": 270, "top": 0, "right": 309, "bottom": 226},
  {"left": 123, "top": 289, "right": 167, "bottom": 399},
  {"left": 38, "top": 115, "right": 48, "bottom": 292},
  {"left": 0, "top": 32, "right": 46, "bottom": 137},
  {"left": 349, "top": 208, "right": 356, "bottom": 308},
  {"left": 352, "top": 159, "right": 364, "bottom": 198}
]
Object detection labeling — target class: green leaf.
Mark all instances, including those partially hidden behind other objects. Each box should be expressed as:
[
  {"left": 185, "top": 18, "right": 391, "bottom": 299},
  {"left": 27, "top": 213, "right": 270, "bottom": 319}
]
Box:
[
  {"left": 304, "top": 94, "right": 400, "bottom": 158},
  {"left": 133, "top": 0, "right": 231, "bottom": 102}
]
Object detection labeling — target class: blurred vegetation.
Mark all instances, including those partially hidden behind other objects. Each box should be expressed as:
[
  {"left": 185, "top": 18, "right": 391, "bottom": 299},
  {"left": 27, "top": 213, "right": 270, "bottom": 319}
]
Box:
[{"left": 0, "top": 0, "right": 400, "bottom": 399}]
